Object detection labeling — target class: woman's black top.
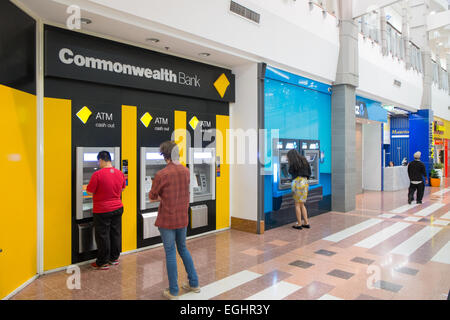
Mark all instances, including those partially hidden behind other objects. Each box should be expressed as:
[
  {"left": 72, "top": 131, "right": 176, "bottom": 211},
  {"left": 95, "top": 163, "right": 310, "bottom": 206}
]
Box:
[{"left": 289, "top": 162, "right": 311, "bottom": 180}]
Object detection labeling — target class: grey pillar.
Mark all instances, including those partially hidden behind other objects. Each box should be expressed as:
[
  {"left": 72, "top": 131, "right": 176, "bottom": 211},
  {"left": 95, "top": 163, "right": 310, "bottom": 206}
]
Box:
[{"left": 332, "top": 0, "right": 358, "bottom": 212}]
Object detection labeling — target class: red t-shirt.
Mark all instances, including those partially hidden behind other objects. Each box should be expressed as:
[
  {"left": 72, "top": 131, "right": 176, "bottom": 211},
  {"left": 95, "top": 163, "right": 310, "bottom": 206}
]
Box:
[{"left": 86, "top": 167, "right": 126, "bottom": 213}]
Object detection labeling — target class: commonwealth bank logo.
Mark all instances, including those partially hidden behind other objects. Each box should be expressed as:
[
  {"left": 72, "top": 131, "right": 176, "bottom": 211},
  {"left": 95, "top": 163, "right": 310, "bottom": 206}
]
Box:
[
  {"left": 189, "top": 116, "right": 199, "bottom": 130},
  {"left": 213, "top": 73, "right": 230, "bottom": 98},
  {"left": 140, "top": 112, "right": 153, "bottom": 128},
  {"left": 76, "top": 106, "right": 92, "bottom": 124}
]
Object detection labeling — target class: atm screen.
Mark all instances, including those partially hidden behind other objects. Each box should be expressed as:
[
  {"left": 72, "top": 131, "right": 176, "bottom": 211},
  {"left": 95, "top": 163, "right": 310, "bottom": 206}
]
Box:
[
  {"left": 281, "top": 165, "right": 289, "bottom": 178},
  {"left": 281, "top": 155, "right": 288, "bottom": 163},
  {"left": 286, "top": 142, "right": 295, "bottom": 149},
  {"left": 302, "top": 142, "right": 307, "bottom": 149},
  {"left": 277, "top": 142, "right": 283, "bottom": 149},
  {"left": 195, "top": 174, "right": 201, "bottom": 188},
  {"left": 309, "top": 143, "right": 317, "bottom": 150}
]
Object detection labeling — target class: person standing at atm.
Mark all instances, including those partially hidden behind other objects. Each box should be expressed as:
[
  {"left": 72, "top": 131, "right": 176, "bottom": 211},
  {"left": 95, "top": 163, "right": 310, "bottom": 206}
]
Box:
[
  {"left": 149, "top": 141, "right": 200, "bottom": 300},
  {"left": 86, "top": 151, "right": 126, "bottom": 270},
  {"left": 287, "top": 149, "right": 311, "bottom": 230}
]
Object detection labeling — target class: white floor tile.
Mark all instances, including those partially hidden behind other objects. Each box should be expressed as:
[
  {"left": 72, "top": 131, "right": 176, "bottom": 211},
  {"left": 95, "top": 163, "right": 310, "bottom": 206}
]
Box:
[
  {"left": 390, "top": 226, "right": 442, "bottom": 256},
  {"left": 245, "top": 281, "right": 302, "bottom": 300},
  {"left": 178, "top": 270, "right": 262, "bottom": 300},
  {"left": 323, "top": 219, "right": 382, "bottom": 242},
  {"left": 354, "top": 222, "right": 411, "bottom": 249}
]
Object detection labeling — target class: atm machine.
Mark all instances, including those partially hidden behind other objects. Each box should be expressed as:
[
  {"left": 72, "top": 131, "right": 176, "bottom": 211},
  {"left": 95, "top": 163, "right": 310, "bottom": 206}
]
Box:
[
  {"left": 273, "top": 139, "right": 299, "bottom": 191},
  {"left": 299, "top": 140, "right": 320, "bottom": 186},
  {"left": 75, "top": 146, "right": 121, "bottom": 253},
  {"left": 140, "top": 147, "right": 166, "bottom": 239},
  {"left": 188, "top": 147, "right": 215, "bottom": 229}
]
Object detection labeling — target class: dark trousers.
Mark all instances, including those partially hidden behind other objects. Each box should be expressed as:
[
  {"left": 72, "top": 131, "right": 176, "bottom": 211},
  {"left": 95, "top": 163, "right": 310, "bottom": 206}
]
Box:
[
  {"left": 93, "top": 207, "right": 123, "bottom": 266},
  {"left": 408, "top": 182, "right": 425, "bottom": 203}
]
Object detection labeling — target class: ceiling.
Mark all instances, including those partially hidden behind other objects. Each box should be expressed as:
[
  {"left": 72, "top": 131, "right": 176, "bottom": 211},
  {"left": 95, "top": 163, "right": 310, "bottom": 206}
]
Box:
[{"left": 13, "top": 0, "right": 255, "bottom": 69}]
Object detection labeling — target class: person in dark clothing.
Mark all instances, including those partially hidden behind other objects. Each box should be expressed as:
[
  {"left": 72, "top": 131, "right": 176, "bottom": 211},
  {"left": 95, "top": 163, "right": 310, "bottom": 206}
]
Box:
[
  {"left": 407, "top": 151, "right": 428, "bottom": 204},
  {"left": 287, "top": 149, "right": 312, "bottom": 230}
]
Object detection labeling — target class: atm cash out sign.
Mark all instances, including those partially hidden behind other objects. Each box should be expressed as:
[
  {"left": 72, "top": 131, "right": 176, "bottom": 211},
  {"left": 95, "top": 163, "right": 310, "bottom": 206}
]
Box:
[{"left": 59, "top": 48, "right": 201, "bottom": 88}]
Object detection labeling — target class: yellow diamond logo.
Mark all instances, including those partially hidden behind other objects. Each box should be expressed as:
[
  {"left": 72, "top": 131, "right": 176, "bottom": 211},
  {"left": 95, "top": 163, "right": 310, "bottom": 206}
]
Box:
[
  {"left": 140, "top": 112, "right": 153, "bottom": 128},
  {"left": 189, "top": 116, "right": 199, "bottom": 130},
  {"left": 214, "top": 73, "right": 230, "bottom": 98},
  {"left": 76, "top": 106, "right": 92, "bottom": 124}
]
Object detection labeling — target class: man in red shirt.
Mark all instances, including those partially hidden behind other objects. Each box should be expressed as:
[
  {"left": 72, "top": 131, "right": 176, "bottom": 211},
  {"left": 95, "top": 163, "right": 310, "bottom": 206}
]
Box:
[
  {"left": 149, "top": 141, "right": 200, "bottom": 300},
  {"left": 86, "top": 150, "right": 126, "bottom": 270}
]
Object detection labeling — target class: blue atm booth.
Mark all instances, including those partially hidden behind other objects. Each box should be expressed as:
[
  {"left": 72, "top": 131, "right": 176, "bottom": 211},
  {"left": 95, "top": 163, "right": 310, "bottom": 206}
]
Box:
[{"left": 272, "top": 138, "right": 323, "bottom": 212}]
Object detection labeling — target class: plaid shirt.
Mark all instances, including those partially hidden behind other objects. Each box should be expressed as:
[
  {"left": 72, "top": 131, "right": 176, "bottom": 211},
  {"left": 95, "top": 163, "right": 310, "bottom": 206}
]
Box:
[{"left": 149, "top": 162, "right": 190, "bottom": 229}]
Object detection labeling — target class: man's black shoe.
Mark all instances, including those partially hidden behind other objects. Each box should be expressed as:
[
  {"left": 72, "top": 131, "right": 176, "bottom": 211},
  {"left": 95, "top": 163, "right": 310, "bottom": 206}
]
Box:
[{"left": 417, "top": 201, "right": 422, "bottom": 204}]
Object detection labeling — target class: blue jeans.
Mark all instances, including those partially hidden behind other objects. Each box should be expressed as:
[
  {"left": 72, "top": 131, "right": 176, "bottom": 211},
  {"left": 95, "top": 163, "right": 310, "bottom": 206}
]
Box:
[{"left": 158, "top": 227, "right": 198, "bottom": 296}]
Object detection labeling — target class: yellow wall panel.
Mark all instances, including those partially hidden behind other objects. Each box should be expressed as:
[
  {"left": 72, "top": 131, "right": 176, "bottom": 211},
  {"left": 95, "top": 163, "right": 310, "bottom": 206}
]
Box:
[
  {"left": 122, "top": 105, "right": 137, "bottom": 252},
  {"left": 43, "top": 97, "right": 72, "bottom": 271},
  {"left": 0, "top": 85, "right": 37, "bottom": 298},
  {"left": 215, "top": 115, "right": 230, "bottom": 230},
  {"left": 174, "top": 111, "right": 187, "bottom": 166}
]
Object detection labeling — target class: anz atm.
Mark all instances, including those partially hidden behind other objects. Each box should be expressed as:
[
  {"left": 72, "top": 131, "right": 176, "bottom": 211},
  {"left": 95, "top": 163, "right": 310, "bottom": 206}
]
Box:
[{"left": 272, "top": 138, "right": 323, "bottom": 212}]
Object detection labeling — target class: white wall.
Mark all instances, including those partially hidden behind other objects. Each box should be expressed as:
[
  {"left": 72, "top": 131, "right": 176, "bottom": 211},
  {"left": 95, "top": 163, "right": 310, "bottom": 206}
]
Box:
[
  {"left": 229, "top": 63, "right": 258, "bottom": 221},
  {"left": 87, "top": 0, "right": 339, "bottom": 83},
  {"left": 358, "top": 34, "right": 423, "bottom": 111},
  {"left": 432, "top": 85, "right": 450, "bottom": 120},
  {"left": 363, "top": 123, "right": 382, "bottom": 191}
]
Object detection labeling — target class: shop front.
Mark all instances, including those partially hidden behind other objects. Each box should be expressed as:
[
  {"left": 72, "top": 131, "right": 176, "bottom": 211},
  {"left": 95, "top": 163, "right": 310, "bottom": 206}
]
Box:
[
  {"left": 262, "top": 66, "right": 332, "bottom": 230},
  {"left": 433, "top": 117, "right": 450, "bottom": 179},
  {"left": 354, "top": 96, "right": 387, "bottom": 193},
  {"left": 43, "top": 26, "right": 235, "bottom": 268}
]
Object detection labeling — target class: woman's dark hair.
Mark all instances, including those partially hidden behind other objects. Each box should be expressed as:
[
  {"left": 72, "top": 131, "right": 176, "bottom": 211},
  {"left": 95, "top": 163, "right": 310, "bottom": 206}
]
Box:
[
  {"left": 287, "top": 149, "right": 308, "bottom": 172},
  {"left": 97, "top": 151, "right": 112, "bottom": 162},
  {"left": 160, "top": 141, "right": 179, "bottom": 161}
]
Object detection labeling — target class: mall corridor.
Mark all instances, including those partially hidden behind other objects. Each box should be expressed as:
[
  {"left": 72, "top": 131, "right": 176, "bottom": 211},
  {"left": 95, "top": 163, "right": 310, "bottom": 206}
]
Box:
[{"left": 11, "top": 183, "right": 450, "bottom": 300}]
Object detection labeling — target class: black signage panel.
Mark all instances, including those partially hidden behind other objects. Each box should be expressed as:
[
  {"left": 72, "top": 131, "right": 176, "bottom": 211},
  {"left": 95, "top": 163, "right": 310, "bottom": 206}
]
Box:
[
  {"left": 187, "top": 112, "right": 217, "bottom": 150},
  {"left": 45, "top": 26, "right": 235, "bottom": 103},
  {"left": 71, "top": 100, "right": 122, "bottom": 147},
  {"left": 138, "top": 106, "right": 174, "bottom": 147}
]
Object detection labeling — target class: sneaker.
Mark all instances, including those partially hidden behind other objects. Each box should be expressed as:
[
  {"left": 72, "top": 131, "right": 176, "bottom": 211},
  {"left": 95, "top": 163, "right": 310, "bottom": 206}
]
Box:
[
  {"left": 108, "top": 260, "right": 119, "bottom": 266},
  {"left": 182, "top": 283, "right": 201, "bottom": 293},
  {"left": 91, "top": 262, "right": 109, "bottom": 270},
  {"left": 163, "top": 289, "right": 179, "bottom": 300}
]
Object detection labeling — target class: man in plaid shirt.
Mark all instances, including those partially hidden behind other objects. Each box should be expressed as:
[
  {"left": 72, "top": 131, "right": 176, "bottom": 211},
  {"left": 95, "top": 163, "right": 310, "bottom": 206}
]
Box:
[{"left": 149, "top": 141, "right": 200, "bottom": 300}]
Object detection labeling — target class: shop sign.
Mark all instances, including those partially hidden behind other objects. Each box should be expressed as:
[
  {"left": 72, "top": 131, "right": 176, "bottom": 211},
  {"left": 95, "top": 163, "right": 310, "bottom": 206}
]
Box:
[
  {"left": 391, "top": 129, "right": 409, "bottom": 138},
  {"left": 45, "top": 26, "right": 235, "bottom": 103}
]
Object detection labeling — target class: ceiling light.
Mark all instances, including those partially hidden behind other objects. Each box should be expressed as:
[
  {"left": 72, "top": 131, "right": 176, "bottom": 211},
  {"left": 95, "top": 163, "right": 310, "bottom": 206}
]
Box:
[
  {"left": 80, "top": 18, "right": 92, "bottom": 24},
  {"left": 438, "top": 42, "right": 443, "bottom": 46},
  {"left": 198, "top": 52, "right": 211, "bottom": 57},
  {"left": 430, "top": 11, "right": 436, "bottom": 15},
  {"left": 146, "top": 38, "right": 160, "bottom": 43}
]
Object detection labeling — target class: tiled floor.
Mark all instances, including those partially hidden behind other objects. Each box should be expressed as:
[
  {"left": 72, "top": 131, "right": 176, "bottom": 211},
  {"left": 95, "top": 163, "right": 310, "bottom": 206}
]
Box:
[{"left": 11, "top": 182, "right": 450, "bottom": 300}]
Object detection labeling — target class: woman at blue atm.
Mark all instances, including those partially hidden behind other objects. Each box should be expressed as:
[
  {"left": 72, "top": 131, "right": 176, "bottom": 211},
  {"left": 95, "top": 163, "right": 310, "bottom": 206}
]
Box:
[{"left": 287, "top": 149, "right": 311, "bottom": 230}]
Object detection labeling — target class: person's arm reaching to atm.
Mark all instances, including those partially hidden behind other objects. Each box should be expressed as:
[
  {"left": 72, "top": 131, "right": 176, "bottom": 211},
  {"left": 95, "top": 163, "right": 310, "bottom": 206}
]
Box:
[
  {"left": 86, "top": 172, "right": 98, "bottom": 196},
  {"left": 149, "top": 173, "right": 163, "bottom": 203}
]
